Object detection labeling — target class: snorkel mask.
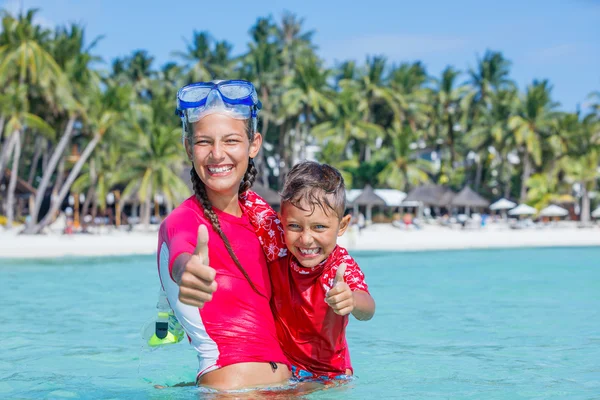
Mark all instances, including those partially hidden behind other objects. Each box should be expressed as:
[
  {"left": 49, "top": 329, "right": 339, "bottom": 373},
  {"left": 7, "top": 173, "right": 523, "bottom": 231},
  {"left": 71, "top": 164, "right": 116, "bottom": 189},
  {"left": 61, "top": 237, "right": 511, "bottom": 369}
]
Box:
[{"left": 176, "top": 79, "right": 262, "bottom": 136}]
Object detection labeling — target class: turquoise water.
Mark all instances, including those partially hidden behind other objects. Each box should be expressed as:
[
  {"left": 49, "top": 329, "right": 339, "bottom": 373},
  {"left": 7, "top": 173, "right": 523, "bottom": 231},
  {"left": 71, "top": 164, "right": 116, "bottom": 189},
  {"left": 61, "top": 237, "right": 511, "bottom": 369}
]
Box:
[{"left": 1, "top": 247, "right": 599, "bottom": 399}]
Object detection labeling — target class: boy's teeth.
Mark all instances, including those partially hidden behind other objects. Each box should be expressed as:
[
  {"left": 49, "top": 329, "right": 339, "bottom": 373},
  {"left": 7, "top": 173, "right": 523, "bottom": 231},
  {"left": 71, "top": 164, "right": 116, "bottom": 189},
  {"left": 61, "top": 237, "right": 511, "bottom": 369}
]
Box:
[
  {"left": 300, "top": 248, "right": 319, "bottom": 255},
  {"left": 208, "top": 166, "right": 232, "bottom": 173}
]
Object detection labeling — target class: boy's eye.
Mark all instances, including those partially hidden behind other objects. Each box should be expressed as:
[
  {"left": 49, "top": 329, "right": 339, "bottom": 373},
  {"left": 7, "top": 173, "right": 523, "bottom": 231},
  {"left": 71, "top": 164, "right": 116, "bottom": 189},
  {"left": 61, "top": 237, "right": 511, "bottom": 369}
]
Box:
[
  {"left": 313, "top": 225, "right": 327, "bottom": 230},
  {"left": 195, "top": 139, "right": 210, "bottom": 145}
]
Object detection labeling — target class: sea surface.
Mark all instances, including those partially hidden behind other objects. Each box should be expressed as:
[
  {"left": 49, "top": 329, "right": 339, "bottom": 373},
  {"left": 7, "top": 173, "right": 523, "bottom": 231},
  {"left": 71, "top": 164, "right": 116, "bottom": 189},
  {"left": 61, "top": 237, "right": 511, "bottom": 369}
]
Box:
[{"left": 1, "top": 246, "right": 599, "bottom": 399}]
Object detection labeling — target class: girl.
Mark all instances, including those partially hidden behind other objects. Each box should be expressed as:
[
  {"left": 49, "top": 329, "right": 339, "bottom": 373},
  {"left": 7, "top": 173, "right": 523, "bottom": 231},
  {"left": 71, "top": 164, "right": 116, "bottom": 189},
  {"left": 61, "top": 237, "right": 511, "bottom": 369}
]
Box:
[{"left": 157, "top": 80, "right": 291, "bottom": 390}]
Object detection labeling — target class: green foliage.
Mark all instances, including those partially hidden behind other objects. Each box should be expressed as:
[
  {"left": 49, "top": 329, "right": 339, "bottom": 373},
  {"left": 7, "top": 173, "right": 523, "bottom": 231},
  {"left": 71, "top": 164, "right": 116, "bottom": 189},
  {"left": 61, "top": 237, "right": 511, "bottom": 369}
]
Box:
[{"left": 0, "top": 5, "right": 598, "bottom": 231}]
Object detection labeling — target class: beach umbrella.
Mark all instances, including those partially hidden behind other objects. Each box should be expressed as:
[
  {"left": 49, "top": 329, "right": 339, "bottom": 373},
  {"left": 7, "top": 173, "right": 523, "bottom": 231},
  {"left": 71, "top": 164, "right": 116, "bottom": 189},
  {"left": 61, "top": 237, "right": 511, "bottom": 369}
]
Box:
[
  {"left": 539, "top": 204, "right": 568, "bottom": 217},
  {"left": 489, "top": 198, "right": 517, "bottom": 211},
  {"left": 592, "top": 206, "right": 600, "bottom": 218},
  {"left": 508, "top": 203, "right": 537, "bottom": 216}
]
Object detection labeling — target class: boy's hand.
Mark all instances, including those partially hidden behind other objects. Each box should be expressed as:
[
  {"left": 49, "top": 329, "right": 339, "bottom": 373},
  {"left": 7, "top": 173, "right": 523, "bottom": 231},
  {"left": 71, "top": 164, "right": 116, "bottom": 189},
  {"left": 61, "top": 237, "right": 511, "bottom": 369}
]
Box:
[
  {"left": 177, "top": 225, "right": 218, "bottom": 308},
  {"left": 325, "top": 263, "right": 355, "bottom": 316}
]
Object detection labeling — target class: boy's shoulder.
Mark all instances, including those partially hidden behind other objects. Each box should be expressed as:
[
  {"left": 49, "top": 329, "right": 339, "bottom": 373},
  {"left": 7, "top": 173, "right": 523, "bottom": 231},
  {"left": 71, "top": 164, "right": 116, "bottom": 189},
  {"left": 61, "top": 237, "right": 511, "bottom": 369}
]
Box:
[{"left": 320, "top": 246, "right": 369, "bottom": 293}]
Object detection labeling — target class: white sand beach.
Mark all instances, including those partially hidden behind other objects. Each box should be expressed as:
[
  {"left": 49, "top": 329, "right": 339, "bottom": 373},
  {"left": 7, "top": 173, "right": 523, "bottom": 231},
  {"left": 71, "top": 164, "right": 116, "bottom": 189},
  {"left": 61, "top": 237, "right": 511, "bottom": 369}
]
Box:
[{"left": 1, "top": 222, "right": 599, "bottom": 259}]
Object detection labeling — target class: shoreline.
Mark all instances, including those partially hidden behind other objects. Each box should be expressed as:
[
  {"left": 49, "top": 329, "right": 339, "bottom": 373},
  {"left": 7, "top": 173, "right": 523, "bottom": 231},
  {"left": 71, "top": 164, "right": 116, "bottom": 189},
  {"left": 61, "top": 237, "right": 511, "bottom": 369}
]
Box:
[{"left": 1, "top": 223, "right": 599, "bottom": 259}]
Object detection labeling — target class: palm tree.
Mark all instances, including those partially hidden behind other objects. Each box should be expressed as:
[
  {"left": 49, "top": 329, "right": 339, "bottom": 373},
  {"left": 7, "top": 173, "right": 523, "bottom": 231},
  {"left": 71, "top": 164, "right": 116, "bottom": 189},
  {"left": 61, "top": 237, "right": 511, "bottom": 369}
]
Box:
[
  {"left": 508, "top": 79, "right": 559, "bottom": 201},
  {"left": 0, "top": 9, "right": 67, "bottom": 227},
  {"left": 2, "top": 107, "right": 54, "bottom": 228},
  {"left": 428, "top": 66, "right": 470, "bottom": 174},
  {"left": 348, "top": 56, "right": 396, "bottom": 162},
  {"left": 24, "top": 22, "right": 104, "bottom": 233},
  {"left": 115, "top": 100, "right": 189, "bottom": 227},
  {"left": 463, "top": 88, "right": 520, "bottom": 194},
  {"left": 281, "top": 54, "right": 335, "bottom": 162},
  {"left": 467, "top": 50, "right": 513, "bottom": 109},
  {"left": 70, "top": 139, "right": 122, "bottom": 218},
  {"left": 275, "top": 11, "right": 315, "bottom": 78},
  {"left": 312, "top": 82, "right": 384, "bottom": 171},
  {"left": 586, "top": 91, "right": 600, "bottom": 116},
  {"left": 29, "top": 79, "right": 128, "bottom": 233},
  {"left": 388, "top": 61, "right": 430, "bottom": 130},
  {"left": 241, "top": 17, "right": 281, "bottom": 185},
  {"left": 524, "top": 172, "right": 562, "bottom": 210},
  {"left": 562, "top": 149, "right": 599, "bottom": 224},
  {"left": 377, "top": 121, "right": 432, "bottom": 191},
  {"left": 173, "top": 30, "right": 212, "bottom": 81},
  {"left": 557, "top": 113, "right": 600, "bottom": 223}
]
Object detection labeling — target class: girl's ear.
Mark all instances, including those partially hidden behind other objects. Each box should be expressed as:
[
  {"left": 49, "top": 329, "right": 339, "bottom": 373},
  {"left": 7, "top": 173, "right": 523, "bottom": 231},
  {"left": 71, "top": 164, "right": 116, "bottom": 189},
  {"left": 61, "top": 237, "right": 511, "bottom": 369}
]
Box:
[
  {"left": 249, "top": 132, "right": 262, "bottom": 158},
  {"left": 184, "top": 139, "right": 193, "bottom": 161}
]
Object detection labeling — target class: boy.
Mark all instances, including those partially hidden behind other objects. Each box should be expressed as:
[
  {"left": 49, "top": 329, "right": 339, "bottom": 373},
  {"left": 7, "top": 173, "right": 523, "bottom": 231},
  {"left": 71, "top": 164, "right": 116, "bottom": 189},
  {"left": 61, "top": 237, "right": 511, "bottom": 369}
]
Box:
[{"left": 241, "top": 161, "right": 376, "bottom": 379}]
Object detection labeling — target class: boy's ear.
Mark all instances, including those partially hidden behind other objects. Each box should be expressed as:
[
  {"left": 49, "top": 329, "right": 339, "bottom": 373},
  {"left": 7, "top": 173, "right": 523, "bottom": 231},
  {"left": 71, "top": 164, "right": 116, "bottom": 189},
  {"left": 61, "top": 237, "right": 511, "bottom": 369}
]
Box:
[{"left": 337, "top": 214, "right": 352, "bottom": 237}]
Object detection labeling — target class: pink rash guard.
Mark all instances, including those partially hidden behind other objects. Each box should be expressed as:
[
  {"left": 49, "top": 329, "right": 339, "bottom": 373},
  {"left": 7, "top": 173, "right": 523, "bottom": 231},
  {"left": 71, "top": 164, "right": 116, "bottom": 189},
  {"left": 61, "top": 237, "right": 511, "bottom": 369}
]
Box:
[{"left": 157, "top": 196, "right": 289, "bottom": 378}]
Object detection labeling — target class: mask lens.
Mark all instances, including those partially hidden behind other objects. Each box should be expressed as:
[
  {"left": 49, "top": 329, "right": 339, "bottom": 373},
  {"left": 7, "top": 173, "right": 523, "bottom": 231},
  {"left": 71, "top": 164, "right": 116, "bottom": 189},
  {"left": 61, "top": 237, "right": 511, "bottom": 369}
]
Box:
[
  {"left": 179, "top": 85, "right": 212, "bottom": 103},
  {"left": 219, "top": 82, "right": 252, "bottom": 99}
]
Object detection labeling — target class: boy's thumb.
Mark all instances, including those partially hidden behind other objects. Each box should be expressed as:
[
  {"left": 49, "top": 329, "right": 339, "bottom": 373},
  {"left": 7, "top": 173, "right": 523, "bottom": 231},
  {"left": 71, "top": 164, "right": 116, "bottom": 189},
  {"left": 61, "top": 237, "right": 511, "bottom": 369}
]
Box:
[{"left": 334, "top": 263, "right": 347, "bottom": 285}]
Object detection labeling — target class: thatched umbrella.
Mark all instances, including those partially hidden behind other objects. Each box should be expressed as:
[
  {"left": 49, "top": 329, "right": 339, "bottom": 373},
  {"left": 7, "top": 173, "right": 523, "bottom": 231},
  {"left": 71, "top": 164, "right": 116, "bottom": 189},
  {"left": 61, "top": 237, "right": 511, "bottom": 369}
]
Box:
[
  {"left": 350, "top": 184, "right": 386, "bottom": 222},
  {"left": 403, "top": 185, "right": 456, "bottom": 218},
  {"left": 450, "top": 186, "right": 490, "bottom": 214},
  {"left": 439, "top": 190, "right": 456, "bottom": 207}
]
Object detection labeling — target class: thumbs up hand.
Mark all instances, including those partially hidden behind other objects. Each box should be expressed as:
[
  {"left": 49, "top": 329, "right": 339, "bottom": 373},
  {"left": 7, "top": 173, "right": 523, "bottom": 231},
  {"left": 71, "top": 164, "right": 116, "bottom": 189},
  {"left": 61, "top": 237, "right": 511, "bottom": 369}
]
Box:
[
  {"left": 325, "top": 263, "right": 355, "bottom": 316},
  {"left": 177, "top": 225, "right": 218, "bottom": 309}
]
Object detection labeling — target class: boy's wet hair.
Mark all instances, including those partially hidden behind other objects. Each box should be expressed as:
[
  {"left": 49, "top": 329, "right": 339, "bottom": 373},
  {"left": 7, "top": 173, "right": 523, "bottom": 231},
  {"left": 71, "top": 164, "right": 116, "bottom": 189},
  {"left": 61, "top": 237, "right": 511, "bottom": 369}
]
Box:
[{"left": 281, "top": 161, "right": 346, "bottom": 219}]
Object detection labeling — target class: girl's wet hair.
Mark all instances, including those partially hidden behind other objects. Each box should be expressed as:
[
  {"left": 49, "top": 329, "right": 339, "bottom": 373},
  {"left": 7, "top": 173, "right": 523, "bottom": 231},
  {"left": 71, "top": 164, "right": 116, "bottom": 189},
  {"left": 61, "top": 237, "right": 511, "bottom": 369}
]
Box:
[
  {"left": 280, "top": 161, "right": 346, "bottom": 219},
  {"left": 186, "top": 117, "right": 263, "bottom": 297}
]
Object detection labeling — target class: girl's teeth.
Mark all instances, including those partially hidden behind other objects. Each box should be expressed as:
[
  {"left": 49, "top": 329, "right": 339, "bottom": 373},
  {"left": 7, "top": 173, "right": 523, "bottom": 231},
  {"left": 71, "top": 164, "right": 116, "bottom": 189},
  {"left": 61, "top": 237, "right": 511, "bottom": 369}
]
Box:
[{"left": 209, "top": 166, "right": 232, "bottom": 173}]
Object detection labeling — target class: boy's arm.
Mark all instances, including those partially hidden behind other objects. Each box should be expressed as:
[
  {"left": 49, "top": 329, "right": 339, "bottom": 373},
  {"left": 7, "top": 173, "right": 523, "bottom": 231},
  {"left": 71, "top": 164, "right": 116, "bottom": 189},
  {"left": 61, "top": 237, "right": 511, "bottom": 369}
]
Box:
[
  {"left": 350, "top": 290, "right": 375, "bottom": 321},
  {"left": 239, "top": 190, "right": 287, "bottom": 262}
]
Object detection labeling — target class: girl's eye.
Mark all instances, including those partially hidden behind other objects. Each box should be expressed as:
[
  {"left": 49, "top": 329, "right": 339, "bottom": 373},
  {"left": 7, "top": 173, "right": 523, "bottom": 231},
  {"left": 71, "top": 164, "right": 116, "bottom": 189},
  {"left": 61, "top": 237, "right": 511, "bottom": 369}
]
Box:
[
  {"left": 225, "top": 139, "right": 240, "bottom": 144},
  {"left": 287, "top": 224, "right": 301, "bottom": 230},
  {"left": 196, "top": 139, "right": 211, "bottom": 145}
]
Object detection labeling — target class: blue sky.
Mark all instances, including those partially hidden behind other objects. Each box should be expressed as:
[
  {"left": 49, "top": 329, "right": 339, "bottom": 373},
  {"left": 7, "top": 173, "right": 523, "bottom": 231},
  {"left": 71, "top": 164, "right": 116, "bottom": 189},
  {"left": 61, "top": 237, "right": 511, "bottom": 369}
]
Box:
[{"left": 2, "top": 0, "right": 599, "bottom": 111}]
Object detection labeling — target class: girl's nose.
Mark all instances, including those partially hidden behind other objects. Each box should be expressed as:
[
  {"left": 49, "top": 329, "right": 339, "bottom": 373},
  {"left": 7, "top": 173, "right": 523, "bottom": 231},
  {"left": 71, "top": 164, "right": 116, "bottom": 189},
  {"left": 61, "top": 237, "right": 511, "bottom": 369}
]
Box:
[{"left": 210, "top": 142, "right": 223, "bottom": 159}]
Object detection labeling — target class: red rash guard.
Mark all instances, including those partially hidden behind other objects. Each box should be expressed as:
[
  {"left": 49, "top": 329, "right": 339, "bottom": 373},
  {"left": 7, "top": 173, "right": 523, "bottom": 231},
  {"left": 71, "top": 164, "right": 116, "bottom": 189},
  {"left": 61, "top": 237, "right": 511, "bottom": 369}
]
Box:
[
  {"left": 157, "top": 196, "right": 289, "bottom": 378},
  {"left": 240, "top": 191, "right": 369, "bottom": 377}
]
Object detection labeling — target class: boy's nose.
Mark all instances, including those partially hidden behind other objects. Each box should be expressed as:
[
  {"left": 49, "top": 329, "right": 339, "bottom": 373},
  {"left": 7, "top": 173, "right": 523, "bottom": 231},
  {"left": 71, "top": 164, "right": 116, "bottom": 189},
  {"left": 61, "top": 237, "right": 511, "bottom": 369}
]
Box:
[{"left": 300, "top": 231, "right": 314, "bottom": 246}]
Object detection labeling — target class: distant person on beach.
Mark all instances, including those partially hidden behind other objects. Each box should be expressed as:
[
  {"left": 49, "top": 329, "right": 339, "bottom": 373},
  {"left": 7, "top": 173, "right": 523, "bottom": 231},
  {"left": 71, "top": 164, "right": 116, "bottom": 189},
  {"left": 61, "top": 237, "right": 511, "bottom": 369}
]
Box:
[
  {"left": 357, "top": 212, "right": 366, "bottom": 232},
  {"left": 241, "top": 161, "right": 376, "bottom": 379},
  {"left": 157, "top": 79, "right": 290, "bottom": 390}
]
